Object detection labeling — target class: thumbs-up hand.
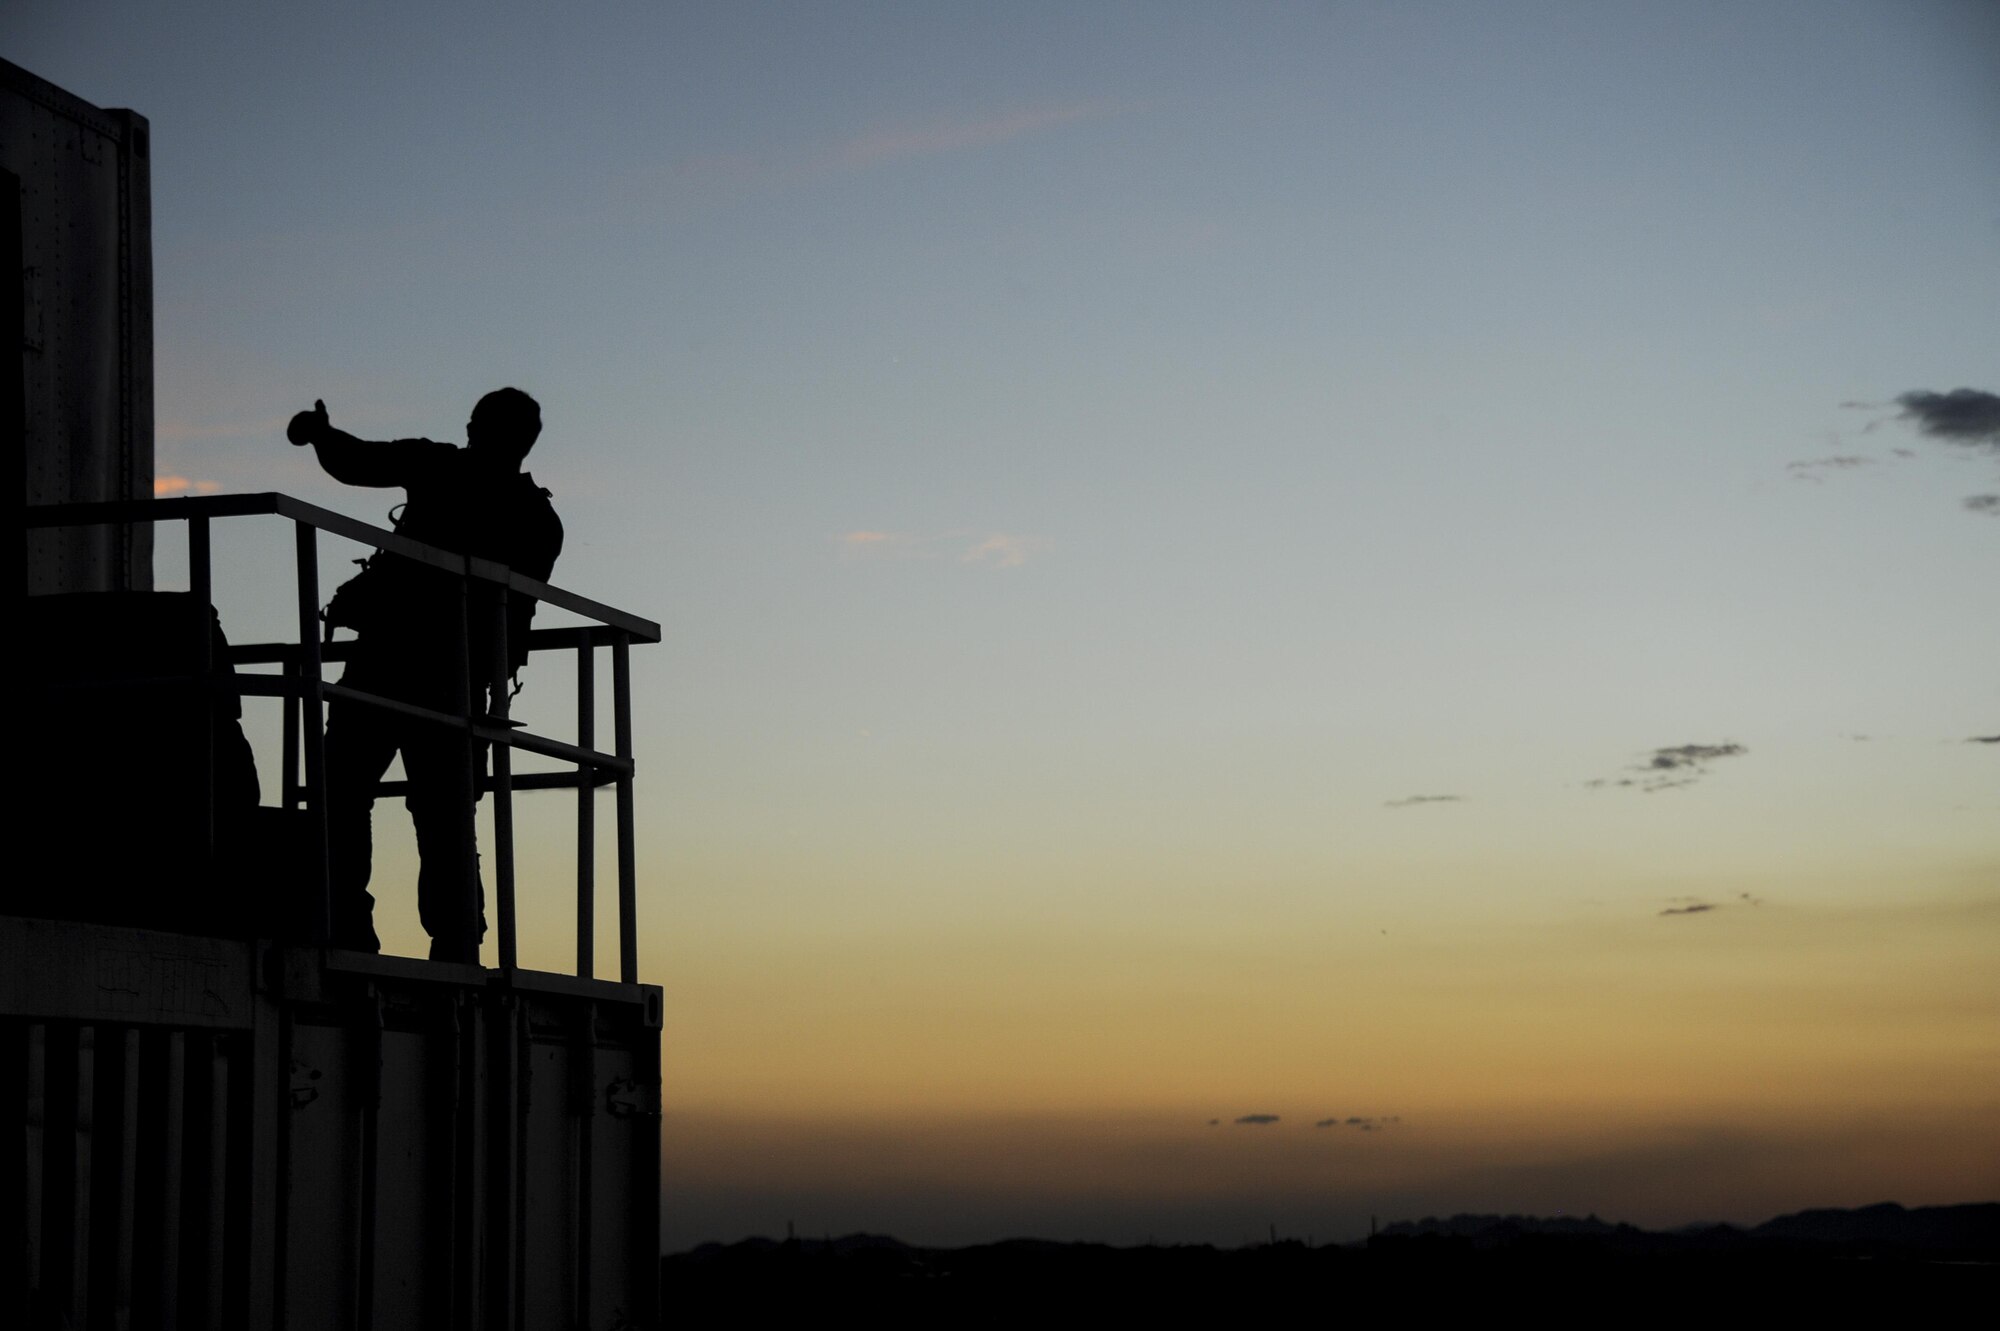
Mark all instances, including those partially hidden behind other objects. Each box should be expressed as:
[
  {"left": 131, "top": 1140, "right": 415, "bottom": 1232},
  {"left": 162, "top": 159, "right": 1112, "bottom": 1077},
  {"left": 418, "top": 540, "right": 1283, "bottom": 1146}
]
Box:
[{"left": 287, "top": 398, "right": 330, "bottom": 446}]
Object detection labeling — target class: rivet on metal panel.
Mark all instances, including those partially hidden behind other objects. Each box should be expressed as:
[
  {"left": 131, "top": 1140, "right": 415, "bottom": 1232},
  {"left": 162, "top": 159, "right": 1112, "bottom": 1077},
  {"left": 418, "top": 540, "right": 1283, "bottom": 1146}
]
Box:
[
  {"left": 604, "top": 1076, "right": 644, "bottom": 1118},
  {"left": 288, "top": 1059, "right": 323, "bottom": 1108}
]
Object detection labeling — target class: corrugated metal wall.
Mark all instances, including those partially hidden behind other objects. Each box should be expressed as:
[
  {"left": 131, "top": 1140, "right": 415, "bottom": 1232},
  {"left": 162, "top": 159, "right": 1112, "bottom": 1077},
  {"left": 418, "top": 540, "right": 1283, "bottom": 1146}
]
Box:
[
  {"left": 2, "top": 1021, "right": 250, "bottom": 1329},
  {"left": 2, "top": 921, "right": 662, "bottom": 1330}
]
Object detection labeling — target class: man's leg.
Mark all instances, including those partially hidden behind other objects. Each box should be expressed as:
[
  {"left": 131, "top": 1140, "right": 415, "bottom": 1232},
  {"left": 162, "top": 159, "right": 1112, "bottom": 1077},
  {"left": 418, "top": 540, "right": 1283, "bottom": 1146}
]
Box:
[
  {"left": 321, "top": 693, "right": 399, "bottom": 951},
  {"left": 402, "top": 719, "right": 487, "bottom": 964}
]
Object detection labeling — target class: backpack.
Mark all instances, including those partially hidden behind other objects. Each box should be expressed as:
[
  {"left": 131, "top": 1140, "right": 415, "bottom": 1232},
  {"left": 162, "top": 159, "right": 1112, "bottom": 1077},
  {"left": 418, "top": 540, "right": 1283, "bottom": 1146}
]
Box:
[{"left": 326, "top": 471, "right": 563, "bottom": 684}]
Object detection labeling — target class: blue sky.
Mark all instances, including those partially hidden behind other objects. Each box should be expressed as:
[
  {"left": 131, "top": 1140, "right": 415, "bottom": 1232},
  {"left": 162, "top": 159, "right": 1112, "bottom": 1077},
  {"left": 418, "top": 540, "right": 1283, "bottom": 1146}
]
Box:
[{"left": 11, "top": 1, "right": 1996, "bottom": 1247}]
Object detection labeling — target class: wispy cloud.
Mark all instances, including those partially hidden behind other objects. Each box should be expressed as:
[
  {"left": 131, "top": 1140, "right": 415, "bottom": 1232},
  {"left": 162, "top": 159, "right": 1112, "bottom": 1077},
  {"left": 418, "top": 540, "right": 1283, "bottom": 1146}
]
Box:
[
  {"left": 608, "top": 99, "right": 1133, "bottom": 215},
  {"left": 832, "top": 101, "right": 1124, "bottom": 171},
  {"left": 1233, "top": 1114, "right": 1281, "bottom": 1126},
  {"left": 839, "top": 529, "right": 1046, "bottom": 568},
  {"left": 1811, "top": 391, "right": 2000, "bottom": 518},
  {"left": 838, "top": 529, "right": 926, "bottom": 560},
  {"left": 154, "top": 475, "right": 222, "bottom": 497},
  {"left": 1384, "top": 794, "right": 1463, "bottom": 808},
  {"left": 1785, "top": 454, "right": 1874, "bottom": 482},
  {"left": 1970, "top": 734, "right": 2000, "bottom": 745},
  {"left": 1895, "top": 388, "right": 2000, "bottom": 448},
  {"left": 1660, "top": 891, "right": 1763, "bottom": 917},
  {"left": 960, "top": 534, "right": 1042, "bottom": 568},
  {"left": 1889, "top": 388, "right": 2000, "bottom": 518},
  {"left": 1647, "top": 743, "right": 1747, "bottom": 770},
  {"left": 157, "top": 416, "right": 289, "bottom": 443},
  {"left": 1588, "top": 742, "right": 1747, "bottom": 793},
  {"left": 1315, "top": 1115, "right": 1401, "bottom": 1132}
]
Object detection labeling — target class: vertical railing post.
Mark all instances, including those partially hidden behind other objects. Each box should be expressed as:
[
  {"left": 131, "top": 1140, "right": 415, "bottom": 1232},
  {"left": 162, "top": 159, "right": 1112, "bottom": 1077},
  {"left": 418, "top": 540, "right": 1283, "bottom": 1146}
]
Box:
[
  {"left": 576, "top": 629, "right": 595, "bottom": 980},
  {"left": 613, "top": 634, "right": 637, "bottom": 984},
  {"left": 281, "top": 652, "right": 300, "bottom": 811},
  {"left": 189, "top": 515, "right": 212, "bottom": 617},
  {"left": 487, "top": 574, "right": 517, "bottom": 972},
  {"left": 294, "top": 520, "right": 330, "bottom": 944},
  {"left": 448, "top": 562, "right": 481, "bottom": 963},
  {"left": 190, "top": 516, "right": 215, "bottom": 868}
]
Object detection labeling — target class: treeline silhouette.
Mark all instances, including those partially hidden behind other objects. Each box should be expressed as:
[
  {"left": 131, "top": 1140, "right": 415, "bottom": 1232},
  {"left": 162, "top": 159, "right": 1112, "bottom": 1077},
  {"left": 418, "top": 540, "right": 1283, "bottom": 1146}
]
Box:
[{"left": 662, "top": 1202, "right": 1997, "bottom": 1322}]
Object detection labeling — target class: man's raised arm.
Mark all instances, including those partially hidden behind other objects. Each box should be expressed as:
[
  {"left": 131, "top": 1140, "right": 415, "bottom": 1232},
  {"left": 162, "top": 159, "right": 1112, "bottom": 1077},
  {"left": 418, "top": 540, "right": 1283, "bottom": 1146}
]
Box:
[{"left": 286, "top": 398, "right": 445, "bottom": 487}]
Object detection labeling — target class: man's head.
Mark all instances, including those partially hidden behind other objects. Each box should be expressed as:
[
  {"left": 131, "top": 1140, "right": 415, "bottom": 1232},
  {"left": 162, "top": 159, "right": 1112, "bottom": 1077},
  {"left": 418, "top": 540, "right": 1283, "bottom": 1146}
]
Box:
[{"left": 467, "top": 387, "right": 542, "bottom": 465}]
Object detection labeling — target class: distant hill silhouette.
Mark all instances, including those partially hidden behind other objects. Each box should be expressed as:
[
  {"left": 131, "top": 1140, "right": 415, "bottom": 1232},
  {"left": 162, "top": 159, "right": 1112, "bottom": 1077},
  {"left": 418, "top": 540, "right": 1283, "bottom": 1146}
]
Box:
[
  {"left": 1751, "top": 1201, "right": 1999, "bottom": 1250},
  {"left": 1379, "top": 1211, "right": 1625, "bottom": 1240},
  {"left": 1380, "top": 1200, "right": 1997, "bottom": 1256},
  {"left": 663, "top": 1202, "right": 1998, "bottom": 1320}
]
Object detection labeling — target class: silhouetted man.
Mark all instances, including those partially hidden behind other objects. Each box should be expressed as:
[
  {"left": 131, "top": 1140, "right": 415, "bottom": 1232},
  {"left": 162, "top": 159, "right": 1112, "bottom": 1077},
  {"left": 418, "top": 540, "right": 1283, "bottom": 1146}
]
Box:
[{"left": 287, "top": 389, "right": 562, "bottom": 961}]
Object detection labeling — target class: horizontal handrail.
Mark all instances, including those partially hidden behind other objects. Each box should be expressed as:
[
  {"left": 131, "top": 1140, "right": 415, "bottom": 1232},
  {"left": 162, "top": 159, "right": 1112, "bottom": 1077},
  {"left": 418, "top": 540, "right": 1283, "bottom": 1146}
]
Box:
[
  {"left": 25, "top": 492, "right": 662, "bottom": 642},
  {"left": 38, "top": 655, "right": 635, "bottom": 774},
  {"left": 315, "top": 681, "right": 635, "bottom": 773},
  {"left": 377, "top": 770, "right": 620, "bottom": 796},
  {"left": 227, "top": 624, "right": 610, "bottom": 666}
]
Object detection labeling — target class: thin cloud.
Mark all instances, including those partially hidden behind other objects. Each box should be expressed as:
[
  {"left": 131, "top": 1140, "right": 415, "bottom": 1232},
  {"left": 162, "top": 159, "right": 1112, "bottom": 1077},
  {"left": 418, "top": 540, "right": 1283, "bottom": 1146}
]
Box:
[
  {"left": 154, "top": 475, "right": 222, "bottom": 497},
  {"left": 840, "top": 529, "right": 1044, "bottom": 567},
  {"left": 1648, "top": 743, "right": 1746, "bottom": 770},
  {"left": 608, "top": 100, "right": 1132, "bottom": 213},
  {"left": 961, "top": 534, "right": 1041, "bottom": 568},
  {"left": 157, "top": 415, "right": 289, "bottom": 443},
  {"left": 1660, "top": 891, "right": 1762, "bottom": 918},
  {"left": 1785, "top": 454, "right": 1877, "bottom": 483},
  {"left": 1588, "top": 742, "right": 1747, "bottom": 793},
  {"left": 833, "top": 101, "right": 1124, "bottom": 171},
  {"left": 1895, "top": 388, "right": 2000, "bottom": 448},
  {"left": 1316, "top": 1115, "right": 1401, "bottom": 1131},
  {"left": 1969, "top": 735, "right": 2000, "bottom": 745},
  {"left": 836, "top": 529, "right": 927, "bottom": 561},
  {"left": 1233, "top": 1114, "right": 1281, "bottom": 1126},
  {"left": 1893, "top": 389, "right": 2000, "bottom": 518},
  {"left": 1384, "top": 794, "right": 1463, "bottom": 808},
  {"left": 1819, "top": 392, "right": 1999, "bottom": 519}
]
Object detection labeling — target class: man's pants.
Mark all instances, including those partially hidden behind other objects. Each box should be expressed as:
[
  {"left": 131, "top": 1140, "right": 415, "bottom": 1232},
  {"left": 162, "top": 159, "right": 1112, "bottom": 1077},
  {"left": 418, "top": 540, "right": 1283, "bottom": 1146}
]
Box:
[{"left": 323, "top": 654, "right": 488, "bottom": 961}]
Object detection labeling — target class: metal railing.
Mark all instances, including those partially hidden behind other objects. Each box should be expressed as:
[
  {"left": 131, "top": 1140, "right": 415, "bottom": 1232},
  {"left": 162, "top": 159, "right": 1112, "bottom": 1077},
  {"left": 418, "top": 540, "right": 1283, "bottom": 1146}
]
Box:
[{"left": 24, "top": 492, "right": 661, "bottom": 983}]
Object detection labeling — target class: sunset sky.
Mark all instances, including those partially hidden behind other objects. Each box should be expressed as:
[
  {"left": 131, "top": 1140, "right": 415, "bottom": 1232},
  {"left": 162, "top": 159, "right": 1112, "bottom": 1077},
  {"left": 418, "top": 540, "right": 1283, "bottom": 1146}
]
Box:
[{"left": 12, "top": 1, "right": 1996, "bottom": 1248}]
